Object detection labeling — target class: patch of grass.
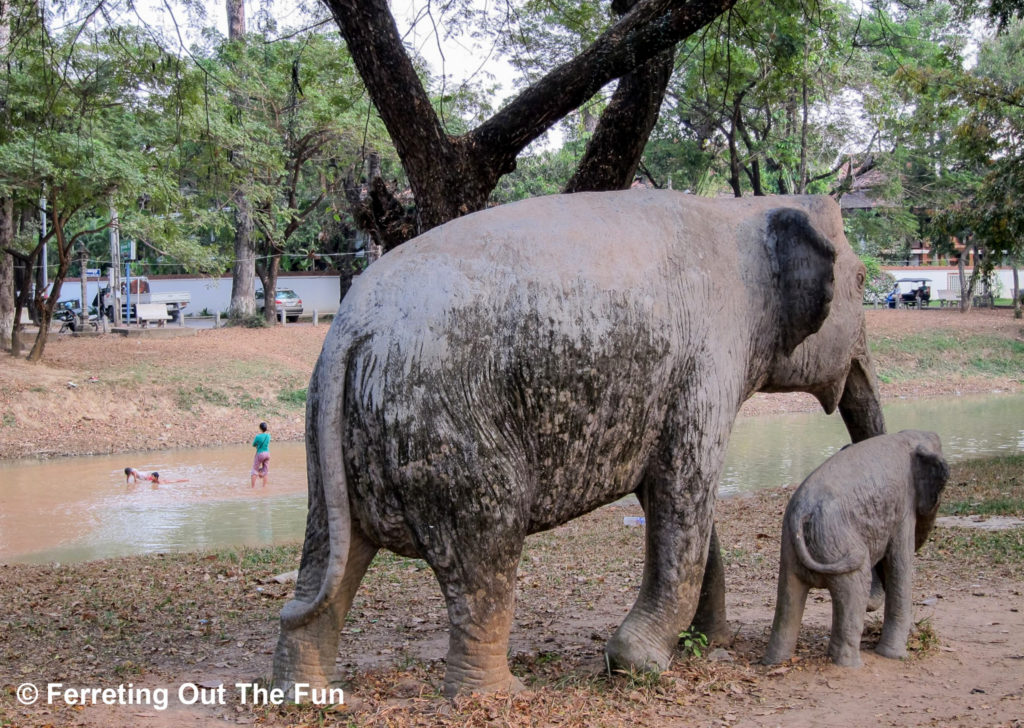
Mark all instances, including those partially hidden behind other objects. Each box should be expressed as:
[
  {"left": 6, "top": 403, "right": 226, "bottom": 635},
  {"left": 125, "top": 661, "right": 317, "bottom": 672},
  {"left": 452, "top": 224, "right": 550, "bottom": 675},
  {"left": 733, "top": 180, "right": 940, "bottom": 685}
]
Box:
[
  {"left": 869, "top": 332, "right": 1024, "bottom": 382},
  {"left": 277, "top": 387, "right": 307, "bottom": 407},
  {"left": 215, "top": 544, "right": 300, "bottom": 570},
  {"left": 943, "top": 498, "right": 1024, "bottom": 516},
  {"left": 611, "top": 664, "right": 662, "bottom": 689},
  {"left": 176, "top": 383, "right": 231, "bottom": 411},
  {"left": 234, "top": 393, "right": 266, "bottom": 411},
  {"left": 941, "top": 454, "right": 1024, "bottom": 517},
  {"left": 1, "top": 411, "right": 15, "bottom": 428},
  {"left": 908, "top": 618, "right": 940, "bottom": 655},
  {"left": 929, "top": 529, "right": 1024, "bottom": 564}
]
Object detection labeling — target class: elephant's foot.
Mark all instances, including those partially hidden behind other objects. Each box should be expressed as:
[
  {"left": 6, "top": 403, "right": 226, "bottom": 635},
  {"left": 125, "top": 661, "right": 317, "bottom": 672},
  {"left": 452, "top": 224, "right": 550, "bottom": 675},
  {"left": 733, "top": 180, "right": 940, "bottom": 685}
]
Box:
[
  {"left": 826, "top": 641, "right": 863, "bottom": 668},
  {"left": 272, "top": 611, "right": 340, "bottom": 700},
  {"left": 762, "top": 632, "right": 795, "bottom": 665},
  {"left": 874, "top": 640, "right": 908, "bottom": 660},
  {"left": 443, "top": 653, "right": 525, "bottom": 697},
  {"left": 605, "top": 621, "right": 674, "bottom": 675}
]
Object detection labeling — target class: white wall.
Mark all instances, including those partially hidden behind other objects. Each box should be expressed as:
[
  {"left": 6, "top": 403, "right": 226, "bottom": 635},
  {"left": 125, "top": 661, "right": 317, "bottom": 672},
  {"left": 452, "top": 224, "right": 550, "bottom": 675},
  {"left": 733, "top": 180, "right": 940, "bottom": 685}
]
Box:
[
  {"left": 882, "top": 267, "right": 1020, "bottom": 297},
  {"left": 57, "top": 274, "right": 344, "bottom": 317}
]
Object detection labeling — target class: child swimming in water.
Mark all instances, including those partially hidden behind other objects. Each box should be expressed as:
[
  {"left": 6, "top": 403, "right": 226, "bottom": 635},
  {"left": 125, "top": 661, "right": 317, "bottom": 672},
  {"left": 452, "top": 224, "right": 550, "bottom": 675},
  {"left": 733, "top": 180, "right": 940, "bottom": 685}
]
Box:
[{"left": 124, "top": 467, "right": 188, "bottom": 485}]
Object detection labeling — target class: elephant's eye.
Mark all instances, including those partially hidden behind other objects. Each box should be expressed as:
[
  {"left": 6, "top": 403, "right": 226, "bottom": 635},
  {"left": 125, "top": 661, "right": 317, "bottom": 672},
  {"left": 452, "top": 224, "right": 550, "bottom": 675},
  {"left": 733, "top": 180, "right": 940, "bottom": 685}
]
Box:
[{"left": 856, "top": 270, "right": 866, "bottom": 288}]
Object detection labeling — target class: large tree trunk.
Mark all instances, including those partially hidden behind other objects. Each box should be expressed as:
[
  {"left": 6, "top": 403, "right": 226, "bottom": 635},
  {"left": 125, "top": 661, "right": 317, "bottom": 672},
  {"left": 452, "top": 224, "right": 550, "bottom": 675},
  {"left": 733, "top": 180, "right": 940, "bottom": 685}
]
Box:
[
  {"left": 0, "top": 4, "right": 12, "bottom": 349},
  {"left": 0, "top": 198, "right": 13, "bottom": 349},
  {"left": 226, "top": 0, "right": 256, "bottom": 319},
  {"left": 229, "top": 191, "right": 256, "bottom": 318},
  {"left": 327, "top": 0, "right": 737, "bottom": 240}
]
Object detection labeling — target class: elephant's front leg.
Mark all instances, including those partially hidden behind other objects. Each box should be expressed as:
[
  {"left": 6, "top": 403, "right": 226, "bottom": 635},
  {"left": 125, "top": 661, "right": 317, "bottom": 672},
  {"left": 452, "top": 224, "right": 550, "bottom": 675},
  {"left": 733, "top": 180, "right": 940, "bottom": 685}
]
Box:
[{"left": 607, "top": 421, "right": 728, "bottom": 673}]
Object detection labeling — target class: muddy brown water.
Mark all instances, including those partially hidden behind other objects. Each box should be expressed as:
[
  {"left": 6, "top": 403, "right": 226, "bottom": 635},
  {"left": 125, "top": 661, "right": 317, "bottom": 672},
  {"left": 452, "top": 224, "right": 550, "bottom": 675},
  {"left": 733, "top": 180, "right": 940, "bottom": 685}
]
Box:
[{"left": 1, "top": 393, "right": 1021, "bottom": 564}]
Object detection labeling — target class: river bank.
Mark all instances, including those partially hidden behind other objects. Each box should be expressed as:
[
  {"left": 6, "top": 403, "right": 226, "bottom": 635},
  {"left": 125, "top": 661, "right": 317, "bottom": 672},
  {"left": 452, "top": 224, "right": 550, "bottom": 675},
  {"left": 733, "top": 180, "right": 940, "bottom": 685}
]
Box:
[{"left": 1, "top": 308, "right": 1022, "bottom": 460}]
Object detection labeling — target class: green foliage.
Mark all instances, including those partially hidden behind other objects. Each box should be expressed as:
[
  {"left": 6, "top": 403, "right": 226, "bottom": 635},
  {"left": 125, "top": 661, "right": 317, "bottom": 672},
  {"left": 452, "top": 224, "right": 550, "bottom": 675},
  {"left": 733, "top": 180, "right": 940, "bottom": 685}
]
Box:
[
  {"left": 858, "top": 254, "right": 896, "bottom": 304},
  {"left": 908, "top": 618, "right": 940, "bottom": 654},
  {"left": 677, "top": 628, "right": 709, "bottom": 658},
  {"left": 846, "top": 209, "right": 921, "bottom": 264}
]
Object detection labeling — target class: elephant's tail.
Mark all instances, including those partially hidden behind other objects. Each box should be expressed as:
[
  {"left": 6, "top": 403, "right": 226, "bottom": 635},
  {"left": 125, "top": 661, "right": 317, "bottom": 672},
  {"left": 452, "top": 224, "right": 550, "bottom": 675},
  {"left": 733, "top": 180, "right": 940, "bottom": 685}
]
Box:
[
  {"left": 788, "top": 509, "right": 866, "bottom": 576},
  {"left": 280, "top": 327, "right": 355, "bottom": 630}
]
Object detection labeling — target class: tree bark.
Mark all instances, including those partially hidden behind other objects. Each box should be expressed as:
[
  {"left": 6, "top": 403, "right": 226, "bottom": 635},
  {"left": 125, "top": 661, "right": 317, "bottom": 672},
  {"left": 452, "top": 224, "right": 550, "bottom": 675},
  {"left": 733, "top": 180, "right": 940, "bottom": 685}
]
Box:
[
  {"left": 565, "top": 0, "right": 676, "bottom": 193},
  {"left": 226, "top": 0, "right": 256, "bottom": 319},
  {"left": 0, "top": 2, "right": 11, "bottom": 349},
  {"left": 255, "top": 250, "right": 282, "bottom": 323},
  {"left": 326, "top": 0, "right": 737, "bottom": 237},
  {"left": 229, "top": 190, "right": 257, "bottom": 318},
  {"left": 0, "top": 198, "right": 13, "bottom": 349}
]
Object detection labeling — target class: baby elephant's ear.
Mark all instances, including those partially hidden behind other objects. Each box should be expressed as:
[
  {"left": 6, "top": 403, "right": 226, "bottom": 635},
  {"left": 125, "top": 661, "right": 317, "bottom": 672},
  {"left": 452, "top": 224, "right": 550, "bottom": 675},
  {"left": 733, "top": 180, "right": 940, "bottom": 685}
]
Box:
[{"left": 913, "top": 445, "right": 950, "bottom": 516}]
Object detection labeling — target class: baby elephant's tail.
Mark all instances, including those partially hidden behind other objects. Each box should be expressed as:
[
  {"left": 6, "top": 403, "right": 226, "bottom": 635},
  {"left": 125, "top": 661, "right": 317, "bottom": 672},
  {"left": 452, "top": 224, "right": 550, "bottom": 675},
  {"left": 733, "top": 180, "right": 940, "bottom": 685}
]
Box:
[{"left": 789, "top": 510, "right": 867, "bottom": 575}]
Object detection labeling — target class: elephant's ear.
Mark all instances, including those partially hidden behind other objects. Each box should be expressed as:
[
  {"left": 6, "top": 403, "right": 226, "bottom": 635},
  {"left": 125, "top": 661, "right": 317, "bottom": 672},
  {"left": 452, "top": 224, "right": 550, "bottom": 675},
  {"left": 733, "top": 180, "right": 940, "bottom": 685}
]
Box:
[
  {"left": 913, "top": 445, "right": 950, "bottom": 516},
  {"left": 767, "top": 208, "right": 836, "bottom": 354}
]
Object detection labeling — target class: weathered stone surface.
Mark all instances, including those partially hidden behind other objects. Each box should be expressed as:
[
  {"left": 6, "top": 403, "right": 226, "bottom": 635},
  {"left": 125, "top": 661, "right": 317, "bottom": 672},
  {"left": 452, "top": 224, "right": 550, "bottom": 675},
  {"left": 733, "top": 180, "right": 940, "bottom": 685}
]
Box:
[{"left": 273, "top": 190, "right": 881, "bottom": 697}]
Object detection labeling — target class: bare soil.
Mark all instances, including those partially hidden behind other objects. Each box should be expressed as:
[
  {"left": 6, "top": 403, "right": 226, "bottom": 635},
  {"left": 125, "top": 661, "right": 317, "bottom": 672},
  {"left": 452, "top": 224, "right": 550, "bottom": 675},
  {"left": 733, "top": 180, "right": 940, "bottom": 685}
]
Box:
[{"left": 1, "top": 307, "right": 1023, "bottom": 727}]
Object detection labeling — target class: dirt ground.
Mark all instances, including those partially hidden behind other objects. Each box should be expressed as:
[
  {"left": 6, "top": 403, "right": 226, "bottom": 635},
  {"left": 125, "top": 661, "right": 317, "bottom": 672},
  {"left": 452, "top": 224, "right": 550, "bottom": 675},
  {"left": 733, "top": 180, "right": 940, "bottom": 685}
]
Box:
[{"left": 1, "top": 307, "right": 1023, "bottom": 727}]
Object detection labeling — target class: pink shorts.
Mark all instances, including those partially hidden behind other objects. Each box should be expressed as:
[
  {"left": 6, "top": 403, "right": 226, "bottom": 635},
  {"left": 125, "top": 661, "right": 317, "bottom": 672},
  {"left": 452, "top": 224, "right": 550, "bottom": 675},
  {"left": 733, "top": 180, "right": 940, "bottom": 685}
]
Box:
[{"left": 252, "top": 451, "right": 270, "bottom": 476}]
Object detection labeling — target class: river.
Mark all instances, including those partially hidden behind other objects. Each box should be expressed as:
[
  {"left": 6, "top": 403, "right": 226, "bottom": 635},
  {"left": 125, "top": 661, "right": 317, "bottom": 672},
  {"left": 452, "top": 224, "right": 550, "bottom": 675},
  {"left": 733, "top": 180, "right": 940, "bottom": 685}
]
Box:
[{"left": 1, "top": 392, "right": 1021, "bottom": 564}]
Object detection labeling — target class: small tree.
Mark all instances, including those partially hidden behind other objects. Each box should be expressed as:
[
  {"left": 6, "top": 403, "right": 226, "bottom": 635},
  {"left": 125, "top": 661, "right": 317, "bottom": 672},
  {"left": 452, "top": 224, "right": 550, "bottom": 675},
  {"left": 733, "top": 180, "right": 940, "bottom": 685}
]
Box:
[{"left": 0, "top": 18, "right": 191, "bottom": 358}]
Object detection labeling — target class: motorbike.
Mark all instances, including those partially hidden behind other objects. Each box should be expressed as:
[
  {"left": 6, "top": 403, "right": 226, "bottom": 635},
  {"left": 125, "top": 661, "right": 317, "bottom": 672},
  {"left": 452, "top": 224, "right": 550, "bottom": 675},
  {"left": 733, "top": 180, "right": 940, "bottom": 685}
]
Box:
[{"left": 54, "top": 300, "right": 98, "bottom": 333}]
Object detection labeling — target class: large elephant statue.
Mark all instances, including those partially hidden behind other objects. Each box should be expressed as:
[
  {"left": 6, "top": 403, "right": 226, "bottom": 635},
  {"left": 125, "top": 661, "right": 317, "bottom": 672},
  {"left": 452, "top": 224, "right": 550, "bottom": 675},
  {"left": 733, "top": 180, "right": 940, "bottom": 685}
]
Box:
[
  {"left": 272, "top": 190, "right": 885, "bottom": 697},
  {"left": 763, "top": 430, "right": 949, "bottom": 667}
]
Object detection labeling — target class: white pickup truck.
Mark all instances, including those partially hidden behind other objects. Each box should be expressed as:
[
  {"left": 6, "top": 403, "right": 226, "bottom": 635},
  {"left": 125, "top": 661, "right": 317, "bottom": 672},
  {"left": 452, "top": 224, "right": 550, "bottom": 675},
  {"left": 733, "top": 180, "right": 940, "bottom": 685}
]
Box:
[{"left": 105, "top": 277, "right": 191, "bottom": 323}]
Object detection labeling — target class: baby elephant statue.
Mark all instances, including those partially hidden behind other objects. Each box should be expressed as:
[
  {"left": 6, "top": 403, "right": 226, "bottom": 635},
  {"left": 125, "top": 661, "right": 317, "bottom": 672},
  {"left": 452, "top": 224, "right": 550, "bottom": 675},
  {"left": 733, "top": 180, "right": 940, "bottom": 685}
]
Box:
[{"left": 763, "top": 430, "right": 949, "bottom": 668}]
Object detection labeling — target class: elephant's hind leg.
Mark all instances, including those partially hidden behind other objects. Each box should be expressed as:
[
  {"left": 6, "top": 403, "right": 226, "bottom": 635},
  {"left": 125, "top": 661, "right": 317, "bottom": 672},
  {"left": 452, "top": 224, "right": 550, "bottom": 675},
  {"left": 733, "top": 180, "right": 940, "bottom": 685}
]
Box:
[
  {"left": 763, "top": 542, "right": 810, "bottom": 665},
  {"left": 825, "top": 566, "right": 871, "bottom": 667},
  {"left": 434, "top": 553, "right": 525, "bottom": 698},
  {"left": 273, "top": 525, "right": 378, "bottom": 695}
]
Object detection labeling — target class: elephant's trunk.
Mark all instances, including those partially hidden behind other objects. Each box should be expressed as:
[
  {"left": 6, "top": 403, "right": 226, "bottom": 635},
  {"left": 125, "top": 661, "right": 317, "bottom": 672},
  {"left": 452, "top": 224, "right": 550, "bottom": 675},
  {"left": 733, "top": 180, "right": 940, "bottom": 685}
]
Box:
[{"left": 838, "top": 350, "right": 885, "bottom": 444}]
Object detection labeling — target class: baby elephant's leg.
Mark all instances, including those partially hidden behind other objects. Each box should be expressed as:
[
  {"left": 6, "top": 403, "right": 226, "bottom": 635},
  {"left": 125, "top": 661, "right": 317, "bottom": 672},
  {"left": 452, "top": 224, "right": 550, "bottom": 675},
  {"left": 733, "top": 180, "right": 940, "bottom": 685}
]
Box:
[
  {"left": 876, "top": 529, "right": 915, "bottom": 659},
  {"left": 763, "top": 542, "right": 810, "bottom": 665},
  {"left": 826, "top": 566, "right": 871, "bottom": 667}
]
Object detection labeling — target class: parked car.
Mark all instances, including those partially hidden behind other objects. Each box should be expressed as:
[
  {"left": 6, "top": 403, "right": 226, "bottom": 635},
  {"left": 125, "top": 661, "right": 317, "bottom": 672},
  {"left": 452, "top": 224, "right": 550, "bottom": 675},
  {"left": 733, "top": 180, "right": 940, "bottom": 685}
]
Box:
[{"left": 256, "top": 288, "right": 303, "bottom": 322}]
